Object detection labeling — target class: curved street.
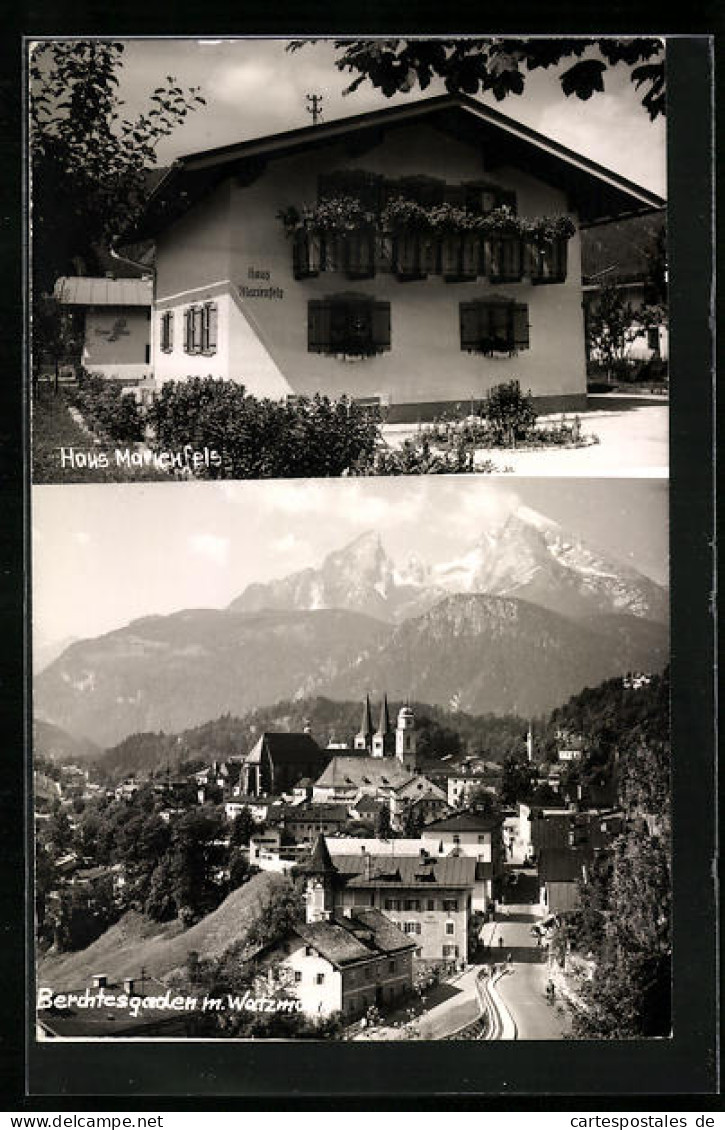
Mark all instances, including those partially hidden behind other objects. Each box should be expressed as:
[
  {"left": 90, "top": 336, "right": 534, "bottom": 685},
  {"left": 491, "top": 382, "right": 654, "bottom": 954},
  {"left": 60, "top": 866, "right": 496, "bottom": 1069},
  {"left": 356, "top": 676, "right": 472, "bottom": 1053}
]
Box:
[{"left": 479, "top": 869, "right": 570, "bottom": 1040}]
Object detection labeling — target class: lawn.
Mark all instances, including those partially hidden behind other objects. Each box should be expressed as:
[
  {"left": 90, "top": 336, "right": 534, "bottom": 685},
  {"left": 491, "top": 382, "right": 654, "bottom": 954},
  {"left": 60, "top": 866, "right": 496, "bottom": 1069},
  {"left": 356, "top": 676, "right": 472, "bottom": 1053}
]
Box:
[{"left": 31, "top": 384, "right": 170, "bottom": 484}]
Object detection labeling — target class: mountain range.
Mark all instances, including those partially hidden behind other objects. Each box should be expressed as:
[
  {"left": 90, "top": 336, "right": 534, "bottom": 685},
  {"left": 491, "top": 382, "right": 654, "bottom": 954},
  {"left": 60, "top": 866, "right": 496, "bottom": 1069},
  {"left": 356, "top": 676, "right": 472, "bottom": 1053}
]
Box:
[{"left": 34, "top": 508, "right": 668, "bottom": 748}]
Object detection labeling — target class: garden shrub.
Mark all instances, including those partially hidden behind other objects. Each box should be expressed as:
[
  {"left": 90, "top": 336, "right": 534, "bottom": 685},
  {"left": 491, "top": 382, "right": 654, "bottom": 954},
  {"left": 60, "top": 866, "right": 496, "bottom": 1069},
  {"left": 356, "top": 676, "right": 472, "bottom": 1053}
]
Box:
[
  {"left": 148, "top": 378, "right": 380, "bottom": 478},
  {"left": 482, "top": 379, "right": 537, "bottom": 446},
  {"left": 68, "top": 369, "right": 144, "bottom": 443}
]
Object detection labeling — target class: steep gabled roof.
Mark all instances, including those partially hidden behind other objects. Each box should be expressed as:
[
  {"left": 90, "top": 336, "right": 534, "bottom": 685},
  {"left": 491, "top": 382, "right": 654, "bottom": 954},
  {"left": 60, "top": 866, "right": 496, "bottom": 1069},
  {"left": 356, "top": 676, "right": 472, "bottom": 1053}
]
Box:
[
  {"left": 245, "top": 732, "right": 325, "bottom": 766},
  {"left": 123, "top": 92, "right": 665, "bottom": 245}
]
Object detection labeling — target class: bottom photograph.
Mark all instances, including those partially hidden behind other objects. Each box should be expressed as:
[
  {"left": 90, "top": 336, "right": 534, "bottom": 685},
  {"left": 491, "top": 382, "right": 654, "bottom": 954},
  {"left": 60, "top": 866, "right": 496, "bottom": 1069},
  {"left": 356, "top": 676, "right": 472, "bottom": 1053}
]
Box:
[{"left": 31, "top": 475, "right": 670, "bottom": 1042}]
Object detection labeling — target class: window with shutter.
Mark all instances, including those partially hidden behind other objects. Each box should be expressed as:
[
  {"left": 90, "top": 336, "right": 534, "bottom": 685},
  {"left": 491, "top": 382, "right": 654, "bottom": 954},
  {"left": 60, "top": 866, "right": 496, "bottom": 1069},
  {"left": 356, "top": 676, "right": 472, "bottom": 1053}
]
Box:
[
  {"left": 307, "top": 296, "right": 390, "bottom": 357},
  {"left": 459, "top": 299, "right": 530, "bottom": 355}
]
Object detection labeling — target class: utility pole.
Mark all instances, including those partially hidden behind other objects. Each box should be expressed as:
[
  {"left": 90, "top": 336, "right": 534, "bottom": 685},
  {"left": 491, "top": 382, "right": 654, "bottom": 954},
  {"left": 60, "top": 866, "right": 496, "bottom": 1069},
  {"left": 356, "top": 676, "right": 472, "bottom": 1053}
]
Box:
[{"left": 306, "top": 93, "right": 323, "bottom": 125}]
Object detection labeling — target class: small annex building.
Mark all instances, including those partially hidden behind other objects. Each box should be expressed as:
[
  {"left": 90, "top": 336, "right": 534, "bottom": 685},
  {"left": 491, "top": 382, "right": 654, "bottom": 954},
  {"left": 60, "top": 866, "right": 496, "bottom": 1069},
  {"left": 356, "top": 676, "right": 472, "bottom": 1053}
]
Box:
[
  {"left": 122, "top": 93, "right": 664, "bottom": 421},
  {"left": 53, "top": 276, "right": 153, "bottom": 383}
]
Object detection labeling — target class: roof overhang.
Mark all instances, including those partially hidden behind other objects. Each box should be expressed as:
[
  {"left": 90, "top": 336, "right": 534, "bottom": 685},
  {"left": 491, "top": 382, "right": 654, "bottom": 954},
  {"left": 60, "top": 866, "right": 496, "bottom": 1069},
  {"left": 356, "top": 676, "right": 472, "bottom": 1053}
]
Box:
[{"left": 120, "top": 93, "right": 665, "bottom": 246}]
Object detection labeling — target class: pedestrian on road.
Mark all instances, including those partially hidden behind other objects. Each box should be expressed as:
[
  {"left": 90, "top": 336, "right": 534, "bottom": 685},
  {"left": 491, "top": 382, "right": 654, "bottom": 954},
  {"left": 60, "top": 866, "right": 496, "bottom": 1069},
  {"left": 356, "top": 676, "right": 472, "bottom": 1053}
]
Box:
[
  {"left": 498, "top": 936, "right": 504, "bottom": 949},
  {"left": 507, "top": 952, "right": 512, "bottom": 967}
]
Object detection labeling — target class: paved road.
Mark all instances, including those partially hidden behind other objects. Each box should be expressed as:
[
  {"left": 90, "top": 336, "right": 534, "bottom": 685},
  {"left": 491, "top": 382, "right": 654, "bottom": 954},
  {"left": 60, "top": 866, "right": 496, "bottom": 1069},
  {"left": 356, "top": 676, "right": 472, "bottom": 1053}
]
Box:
[
  {"left": 480, "top": 872, "right": 569, "bottom": 1040},
  {"left": 417, "top": 966, "right": 482, "bottom": 1039}
]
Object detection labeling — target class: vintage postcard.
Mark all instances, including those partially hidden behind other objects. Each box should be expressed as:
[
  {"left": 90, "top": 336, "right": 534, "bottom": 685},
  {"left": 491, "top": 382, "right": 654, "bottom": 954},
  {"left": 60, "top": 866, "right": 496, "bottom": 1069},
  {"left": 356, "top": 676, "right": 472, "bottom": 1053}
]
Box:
[{"left": 28, "top": 34, "right": 710, "bottom": 1100}]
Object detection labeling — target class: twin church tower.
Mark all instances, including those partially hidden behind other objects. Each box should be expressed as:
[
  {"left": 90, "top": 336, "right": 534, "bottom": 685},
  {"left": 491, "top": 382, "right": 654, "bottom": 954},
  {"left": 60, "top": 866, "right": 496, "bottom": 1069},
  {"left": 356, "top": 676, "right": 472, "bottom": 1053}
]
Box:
[{"left": 353, "top": 694, "right": 417, "bottom": 773}]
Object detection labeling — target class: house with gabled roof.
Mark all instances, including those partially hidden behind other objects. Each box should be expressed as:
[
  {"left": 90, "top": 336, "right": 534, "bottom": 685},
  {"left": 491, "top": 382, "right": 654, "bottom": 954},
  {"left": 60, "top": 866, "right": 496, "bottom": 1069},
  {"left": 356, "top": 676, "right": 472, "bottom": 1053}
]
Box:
[
  {"left": 253, "top": 835, "right": 416, "bottom": 1019},
  {"left": 121, "top": 93, "right": 663, "bottom": 421}
]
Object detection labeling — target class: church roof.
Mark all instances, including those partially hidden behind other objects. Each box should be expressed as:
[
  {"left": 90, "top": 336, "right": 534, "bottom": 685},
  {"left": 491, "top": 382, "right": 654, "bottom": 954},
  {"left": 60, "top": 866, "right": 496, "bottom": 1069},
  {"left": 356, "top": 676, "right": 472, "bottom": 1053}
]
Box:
[
  {"left": 245, "top": 732, "right": 325, "bottom": 766},
  {"left": 315, "top": 756, "right": 412, "bottom": 791},
  {"left": 375, "top": 694, "right": 392, "bottom": 736}
]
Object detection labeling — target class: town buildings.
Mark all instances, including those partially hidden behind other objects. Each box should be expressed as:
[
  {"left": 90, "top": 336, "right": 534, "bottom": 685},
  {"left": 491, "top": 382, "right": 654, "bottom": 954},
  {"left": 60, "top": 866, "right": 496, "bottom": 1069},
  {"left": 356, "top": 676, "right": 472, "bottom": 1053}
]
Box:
[
  {"left": 253, "top": 836, "right": 416, "bottom": 1019},
  {"left": 125, "top": 93, "right": 663, "bottom": 420}
]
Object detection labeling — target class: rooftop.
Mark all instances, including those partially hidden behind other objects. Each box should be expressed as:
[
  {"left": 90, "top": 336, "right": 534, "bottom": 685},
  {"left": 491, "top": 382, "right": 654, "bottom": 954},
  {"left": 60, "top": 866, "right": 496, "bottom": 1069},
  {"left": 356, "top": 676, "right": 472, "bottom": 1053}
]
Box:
[
  {"left": 53, "top": 277, "right": 153, "bottom": 307},
  {"left": 291, "top": 908, "right": 416, "bottom": 968},
  {"left": 315, "top": 755, "right": 412, "bottom": 791},
  {"left": 333, "top": 852, "right": 476, "bottom": 890},
  {"left": 124, "top": 92, "right": 665, "bottom": 245}
]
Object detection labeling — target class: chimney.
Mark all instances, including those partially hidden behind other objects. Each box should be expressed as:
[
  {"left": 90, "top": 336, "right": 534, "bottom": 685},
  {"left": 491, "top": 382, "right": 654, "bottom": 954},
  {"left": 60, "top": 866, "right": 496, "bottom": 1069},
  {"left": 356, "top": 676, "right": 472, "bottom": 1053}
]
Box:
[
  {"left": 123, "top": 977, "right": 135, "bottom": 995},
  {"left": 362, "top": 847, "right": 372, "bottom": 881},
  {"left": 92, "top": 974, "right": 108, "bottom": 989}
]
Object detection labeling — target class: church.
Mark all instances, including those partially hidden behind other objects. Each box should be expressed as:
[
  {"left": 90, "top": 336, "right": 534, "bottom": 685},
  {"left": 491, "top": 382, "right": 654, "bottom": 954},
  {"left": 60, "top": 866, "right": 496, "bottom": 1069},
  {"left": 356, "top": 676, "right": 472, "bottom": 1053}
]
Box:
[{"left": 313, "top": 696, "right": 419, "bottom": 803}]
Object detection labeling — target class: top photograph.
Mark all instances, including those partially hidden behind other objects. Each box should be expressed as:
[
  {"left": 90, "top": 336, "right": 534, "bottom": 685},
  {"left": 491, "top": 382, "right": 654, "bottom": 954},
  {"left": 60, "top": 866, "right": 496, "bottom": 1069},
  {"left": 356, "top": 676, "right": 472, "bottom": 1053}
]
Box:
[{"left": 30, "top": 37, "right": 669, "bottom": 483}]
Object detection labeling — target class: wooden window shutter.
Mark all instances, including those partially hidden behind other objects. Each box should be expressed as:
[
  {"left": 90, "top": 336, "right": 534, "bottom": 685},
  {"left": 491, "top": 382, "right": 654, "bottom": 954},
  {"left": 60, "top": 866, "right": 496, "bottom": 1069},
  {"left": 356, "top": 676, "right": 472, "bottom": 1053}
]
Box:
[
  {"left": 193, "top": 306, "right": 203, "bottom": 352},
  {"left": 293, "top": 230, "right": 320, "bottom": 279},
  {"left": 460, "top": 234, "right": 480, "bottom": 279},
  {"left": 167, "top": 311, "right": 173, "bottom": 351},
  {"left": 183, "top": 309, "right": 192, "bottom": 353},
  {"left": 441, "top": 234, "right": 462, "bottom": 279},
  {"left": 308, "top": 300, "right": 332, "bottom": 353},
  {"left": 512, "top": 303, "right": 530, "bottom": 351},
  {"left": 460, "top": 302, "right": 481, "bottom": 352},
  {"left": 370, "top": 302, "right": 391, "bottom": 351},
  {"left": 346, "top": 231, "right": 375, "bottom": 279},
  {"left": 206, "top": 303, "right": 218, "bottom": 351}
]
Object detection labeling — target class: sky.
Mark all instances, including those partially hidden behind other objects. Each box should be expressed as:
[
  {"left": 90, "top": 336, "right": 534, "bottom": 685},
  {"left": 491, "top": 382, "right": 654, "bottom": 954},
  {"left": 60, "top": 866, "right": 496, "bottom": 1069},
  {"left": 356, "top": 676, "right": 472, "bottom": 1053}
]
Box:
[
  {"left": 96, "top": 38, "right": 667, "bottom": 196},
  {"left": 32, "top": 477, "right": 668, "bottom": 651}
]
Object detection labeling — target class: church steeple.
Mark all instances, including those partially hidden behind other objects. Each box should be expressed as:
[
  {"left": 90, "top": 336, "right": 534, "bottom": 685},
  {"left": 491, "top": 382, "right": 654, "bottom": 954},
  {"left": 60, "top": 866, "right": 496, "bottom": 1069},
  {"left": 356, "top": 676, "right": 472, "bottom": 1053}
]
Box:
[
  {"left": 354, "top": 693, "right": 374, "bottom": 752},
  {"left": 372, "top": 693, "right": 394, "bottom": 757}
]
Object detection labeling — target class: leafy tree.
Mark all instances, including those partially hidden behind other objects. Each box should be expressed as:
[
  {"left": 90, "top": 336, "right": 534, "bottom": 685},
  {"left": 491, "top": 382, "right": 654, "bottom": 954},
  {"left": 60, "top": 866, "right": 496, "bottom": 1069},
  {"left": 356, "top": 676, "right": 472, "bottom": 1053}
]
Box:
[
  {"left": 30, "top": 41, "right": 205, "bottom": 295},
  {"left": 402, "top": 807, "right": 423, "bottom": 837},
  {"left": 586, "top": 281, "right": 637, "bottom": 380},
  {"left": 230, "top": 807, "right": 257, "bottom": 847},
  {"left": 291, "top": 38, "right": 665, "bottom": 119},
  {"left": 245, "top": 879, "right": 305, "bottom": 949},
  {"left": 168, "top": 808, "right": 228, "bottom": 924},
  {"left": 42, "top": 803, "right": 74, "bottom": 856},
  {"left": 499, "top": 755, "right": 534, "bottom": 806},
  {"left": 374, "top": 804, "right": 393, "bottom": 838},
  {"left": 466, "top": 785, "right": 500, "bottom": 819}
]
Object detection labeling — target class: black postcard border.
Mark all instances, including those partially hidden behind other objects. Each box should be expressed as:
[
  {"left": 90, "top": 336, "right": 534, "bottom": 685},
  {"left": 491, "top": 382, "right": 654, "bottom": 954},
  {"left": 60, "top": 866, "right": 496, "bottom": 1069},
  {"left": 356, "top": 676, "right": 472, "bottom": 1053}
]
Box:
[{"left": 0, "top": 20, "right": 717, "bottom": 1105}]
